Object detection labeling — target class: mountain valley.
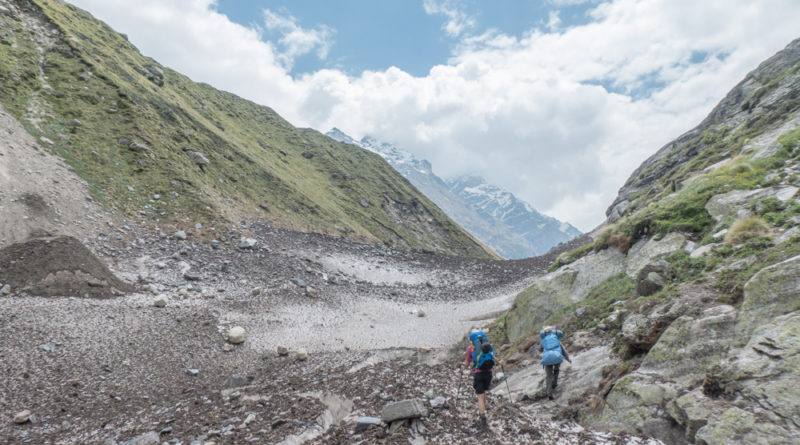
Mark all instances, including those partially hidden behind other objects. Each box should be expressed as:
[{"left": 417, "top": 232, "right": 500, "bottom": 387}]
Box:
[{"left": 1, "top": 1, "right": 800, "bottom": 445}]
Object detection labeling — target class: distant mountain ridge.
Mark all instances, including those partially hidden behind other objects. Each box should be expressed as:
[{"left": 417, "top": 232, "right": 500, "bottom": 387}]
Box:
[
  {"left": 446, "top": 175, "right": 582, "bottom": 255},
  {"left": 326, "top": 129, "right": 581, "bottom": 258}
]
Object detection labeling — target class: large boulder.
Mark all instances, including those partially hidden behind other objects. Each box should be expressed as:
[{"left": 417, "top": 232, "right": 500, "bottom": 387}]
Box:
[
  {"left": 635, "top": 262, "right": 669, "bottom": 297},
  {"left": 504, "top": 248, "right": 625, "bottom": 342},
  {"left": 626, "top": 233, "right": 687, "bottom": 278},
  {"left": 381, "top": 399, "right": 428, "bottom": 423},
  {"left": 694, "top": 407, "right": 798, "bottom": 445},
  {"left": 620, "top": 299, "right": 689, "bottom": 354},
  {"left": 666, "top": 389, "right": 718, "bottom": 443},
  {"left": 735, "top": 254, "right": 800, "bottom": 346},
  {"left": 638, "top": 305, "right": 737, "bottom": 387},
  {"left": 735, "top": 311, "right": 800, "bottom": 380},
  {"left": 594, "top": 373, "right": 683, "bottom": 443},
  {"left": 705, "top": 186, "right": 797, "bottom": 223}
]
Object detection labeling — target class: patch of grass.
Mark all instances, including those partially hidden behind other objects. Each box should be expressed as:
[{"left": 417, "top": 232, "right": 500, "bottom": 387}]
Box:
[
  {"left": 725, "top": 217, "right": 770, "bottom": 245},
  {"left": 715, "top": 235, "right": 800, "bottom": 300},
  {"left": 664, "top": 250, "right": 706, "bottom": 283},
  {"left": 630, "top": 286, "right": 679, "bottom": 314},
  {"left": 549, "top": 242, "right": 594, "bottom": 272},
  {"left": 751, "top": 197, "right": 800, "bottom": 227},
  {"left": 777, "top": 127, "right": 800, "bottom": 150},
  {"left": 549, "top": 229, "right": 636, "bottom": 272}
]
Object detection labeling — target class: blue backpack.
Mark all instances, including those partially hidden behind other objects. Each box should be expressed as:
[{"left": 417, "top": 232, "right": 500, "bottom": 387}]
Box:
[
  {"left": 469, "top": 331, "right": 496, "bottom": 371},
  {"left": 540, "top": 329, "right": 564, "bottom": 366}
]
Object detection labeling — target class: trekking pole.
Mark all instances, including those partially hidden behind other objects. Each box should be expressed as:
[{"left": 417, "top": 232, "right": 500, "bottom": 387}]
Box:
[
  {"left": 500, "top": 363, "right": 513, "bottom": 404},
  {"left": 456, "top": 367, "right": 465, "bottom": 401}
]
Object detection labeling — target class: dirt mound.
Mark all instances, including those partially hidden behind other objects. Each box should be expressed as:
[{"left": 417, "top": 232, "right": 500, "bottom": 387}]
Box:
[{"left": 0, "top": 236, "right": 133, "bottom": 298}]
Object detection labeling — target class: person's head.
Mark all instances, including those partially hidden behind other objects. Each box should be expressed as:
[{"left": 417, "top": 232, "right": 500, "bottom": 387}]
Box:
[{"left": 543, "top": 325, "right": 554, "bottom": 333}]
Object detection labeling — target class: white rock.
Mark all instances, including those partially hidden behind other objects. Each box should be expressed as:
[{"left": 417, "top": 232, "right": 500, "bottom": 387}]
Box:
[
  {"left": 177, "top": 261, "right": 191, "bottom": 274},
  {"left": 690, "top": 244, "right": 716, "bottom": 259},
  {"left": 238, "top": 237, "right": 257, "bottom": 249},
  {"left": 228, "top": 326, "right": 246, "bottom": 344},
  {"left": 430, "top": 396, "right": 447, "bottom": 409},
  {"left": 13, "top": 410, "right": 31, "bottom": 424},
  {"left": 296, "top": 347, "right": 308, "bottom": 361},
  {"left": 153, "top": 297, "right": 167, "bottom": 308},
  {"left": 173, "top": 230, "right": 187, "bottom": 240}
]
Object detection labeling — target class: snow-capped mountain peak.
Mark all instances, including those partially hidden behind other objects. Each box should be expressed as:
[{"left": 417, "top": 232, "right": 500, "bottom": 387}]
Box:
[{"left": 325, "top": 128, "right": 581, "bottom": 258}]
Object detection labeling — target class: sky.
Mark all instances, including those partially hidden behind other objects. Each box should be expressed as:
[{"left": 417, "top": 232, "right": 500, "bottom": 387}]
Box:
[{"left": 68, "top": 0, "right": 800, "bottom": 232}]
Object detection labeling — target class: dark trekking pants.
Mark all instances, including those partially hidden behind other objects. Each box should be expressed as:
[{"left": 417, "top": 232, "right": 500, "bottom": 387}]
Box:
[{"left": 544, "top": 363, "right": 560, "bottom": 397}]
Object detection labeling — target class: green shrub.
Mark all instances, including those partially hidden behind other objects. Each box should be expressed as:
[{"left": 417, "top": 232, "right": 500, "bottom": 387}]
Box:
[
  {"left": 665, "top": 250, "right": 706, "bottom": 283},
  {"left": 725, "top": 217, "right": 770, "bottom": 245},
  {"left": 777, "top": 128, "right": 800, "bottom": 150},
  {"left": 549, "top": 242, "right": 594, "bottom": 272}
]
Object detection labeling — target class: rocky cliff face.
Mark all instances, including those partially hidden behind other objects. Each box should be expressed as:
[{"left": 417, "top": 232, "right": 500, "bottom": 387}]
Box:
[
  {"left": 492, "top": 37, "right": 800, "bottom": 444},
  {"left": 326, "top": 129, "right": 581, "bottom": 258},
  {"left": 607, "top": 37, "right": 800, "bottom": 224}
]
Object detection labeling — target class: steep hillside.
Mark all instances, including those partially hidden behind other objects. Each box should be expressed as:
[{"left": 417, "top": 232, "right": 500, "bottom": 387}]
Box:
[
  {"left": 0, "top": 0, "right": 490, "bottom": 257},
  {"left": 327, "top": 129, "right": 580, "bottom": 258},
  {"left": 490, "top": 37, "right": 800, "bottom": 444}
]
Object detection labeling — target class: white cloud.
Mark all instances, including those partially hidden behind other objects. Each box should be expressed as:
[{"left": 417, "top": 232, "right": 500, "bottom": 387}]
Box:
[
  {"left": 422, "top": 0, "right": 476, "bottom": 37},
  {"left": 546, "top": 10, "right": 562, "bottom": 31},
  {"left": 547, "top": 0, "right": 599, "bottom": 6},
  {"left": 262, "top": 8, "right": 334, "bottom": 69},
  {"left": 69, "top": 0, "right": 800, "bottom": 232}
]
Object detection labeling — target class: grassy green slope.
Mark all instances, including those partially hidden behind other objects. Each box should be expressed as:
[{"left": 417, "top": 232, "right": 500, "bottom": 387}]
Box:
[{"left": 0, "top": 0, "right": 491, "bottom": 257}]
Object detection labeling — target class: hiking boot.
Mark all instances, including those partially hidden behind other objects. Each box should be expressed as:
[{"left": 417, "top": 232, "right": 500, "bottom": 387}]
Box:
[{"left": 479, "top": 414, "right": 487, "bottom": 428}]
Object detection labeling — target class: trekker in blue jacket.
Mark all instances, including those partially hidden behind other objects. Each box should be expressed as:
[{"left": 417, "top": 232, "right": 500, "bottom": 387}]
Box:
[{"left": 539, "top": 326, "right": 571, "bottom": 400}]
